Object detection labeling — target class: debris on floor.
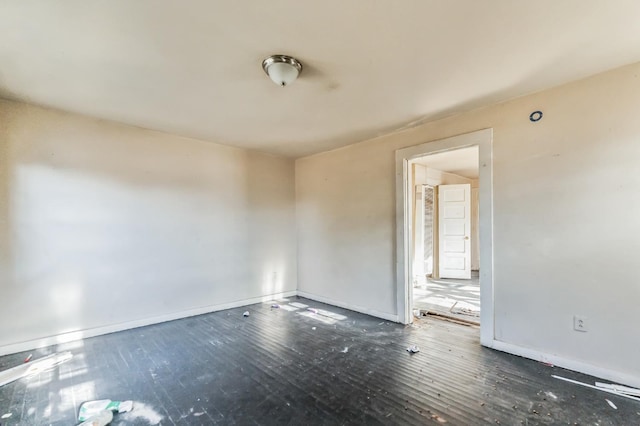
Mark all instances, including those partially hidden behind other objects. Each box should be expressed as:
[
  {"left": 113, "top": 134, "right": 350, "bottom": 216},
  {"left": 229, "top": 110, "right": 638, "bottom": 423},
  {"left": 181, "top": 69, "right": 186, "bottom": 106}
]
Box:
[
  {"left": 307, "top": 308, "right": 319, "bottom": 314},
  {"left": 242, "top": 311, "right": 250, "bottom": 317},
  {"left": 1, "top": 412, "right": 12, "bottom": 419},
  {"left": 116, "top": 401, "right": 163, "bottom": 425},
  {"left": 271, "top": 304, "right": 280, "bottom": 309},
  {"left": 449, "top": 301, "right": 480, "bottom": 317},
  {"left": 552, "top": 375, "right": 640, "bottom": 402},
  {"left": 406, "top": 345, "right": 420, "bottom": 354},
  {"left": 312, "top": 327, "right": 316, "bottom": 330},
  {"left": 431, "top": 413, "right": 447, "bottom": 423},
  {"left": 78, "top": 399, "right": 133, "bottom": 422},
  {"left": 340, "top": 347, "right": 349, "bottom": 353},
  {"left": 78, "top": 409, "right": 113, "bottom": 426},
  {"left": 422, "top": 310, "right": 478, "bottom": 326},
  {"left": 0, "top": 351, "right": 73, "bottom": 388},
  {"left": 606, "top": 399, "right": 618, "bottom": 409},
  {"left": 23, "top": 354, "right": 32, "bottom": 363}
]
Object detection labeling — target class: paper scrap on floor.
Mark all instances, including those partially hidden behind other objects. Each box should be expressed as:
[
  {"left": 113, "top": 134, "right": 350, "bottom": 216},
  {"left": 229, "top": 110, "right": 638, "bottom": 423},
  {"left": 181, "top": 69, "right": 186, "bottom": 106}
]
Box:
[
  {"left": 78, "top": 399, "right": 133, "bottom": 421},
  {"left": 449, "top": 301, "right": 480, "bottom": 317}
]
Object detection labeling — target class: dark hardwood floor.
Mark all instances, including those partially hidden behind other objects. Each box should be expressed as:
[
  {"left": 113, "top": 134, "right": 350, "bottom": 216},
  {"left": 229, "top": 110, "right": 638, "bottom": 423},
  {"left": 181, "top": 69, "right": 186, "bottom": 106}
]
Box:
[{"left": 0, "top": 297, "right": 636, "bottom": 425}]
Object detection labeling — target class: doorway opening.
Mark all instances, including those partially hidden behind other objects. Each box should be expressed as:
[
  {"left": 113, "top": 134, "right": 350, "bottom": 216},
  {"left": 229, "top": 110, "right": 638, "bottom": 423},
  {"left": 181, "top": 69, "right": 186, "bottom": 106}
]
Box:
[
  {"left": 395, "top": 128, "right": 493, "bottom": 346},
  {"left": 409, "top": 146, "right": 480, "bottom": 325}
]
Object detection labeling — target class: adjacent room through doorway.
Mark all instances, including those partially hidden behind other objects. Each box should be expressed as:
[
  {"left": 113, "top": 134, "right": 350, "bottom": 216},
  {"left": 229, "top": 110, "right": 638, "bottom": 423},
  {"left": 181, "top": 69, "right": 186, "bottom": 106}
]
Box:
[{"left": 409, "top": 146, "right": 481, "bottom": 324}]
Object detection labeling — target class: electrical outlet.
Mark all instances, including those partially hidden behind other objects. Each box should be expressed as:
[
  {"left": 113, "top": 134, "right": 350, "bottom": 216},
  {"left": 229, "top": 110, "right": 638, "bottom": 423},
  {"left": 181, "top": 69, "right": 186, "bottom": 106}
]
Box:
[{"left": 574, "top": 315, "right": 588, "bottom": 332}]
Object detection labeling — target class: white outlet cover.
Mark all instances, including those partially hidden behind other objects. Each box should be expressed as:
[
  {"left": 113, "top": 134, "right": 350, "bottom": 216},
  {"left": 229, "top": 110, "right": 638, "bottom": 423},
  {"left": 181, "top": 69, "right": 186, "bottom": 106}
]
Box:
[{"left": 574, "top": 315, "right": 588, "bottom": 332}]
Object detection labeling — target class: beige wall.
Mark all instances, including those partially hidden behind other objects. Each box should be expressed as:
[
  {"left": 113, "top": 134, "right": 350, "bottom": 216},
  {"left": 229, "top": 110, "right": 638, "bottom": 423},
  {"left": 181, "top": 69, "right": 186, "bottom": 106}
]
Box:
[
  {"left": 296, "top": 62, "right": 640, "bottom": 382},
  {"left": 0, "top": 100, "right": 297, "bottom": 351}
]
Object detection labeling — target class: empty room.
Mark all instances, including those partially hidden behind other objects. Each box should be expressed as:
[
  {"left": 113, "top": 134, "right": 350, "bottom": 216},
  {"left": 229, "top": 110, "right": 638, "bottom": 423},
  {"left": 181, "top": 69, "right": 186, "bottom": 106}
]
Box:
[{"left": 1, "top": 1, "right": 640, "bottom": 425}]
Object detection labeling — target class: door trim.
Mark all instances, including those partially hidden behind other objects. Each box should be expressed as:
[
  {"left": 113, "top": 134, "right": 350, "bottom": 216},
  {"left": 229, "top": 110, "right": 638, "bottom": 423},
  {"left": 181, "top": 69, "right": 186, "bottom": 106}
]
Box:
[{"left": 395, "top": 128, "right": 494, "bottom": 346}]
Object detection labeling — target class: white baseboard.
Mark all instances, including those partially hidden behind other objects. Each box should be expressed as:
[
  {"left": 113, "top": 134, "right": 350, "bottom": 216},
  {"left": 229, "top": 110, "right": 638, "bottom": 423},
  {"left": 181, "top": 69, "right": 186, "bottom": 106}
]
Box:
[
  {"left": 296, "top": 290, "right": 399, "bottom": 323},
  {"left": 489, "top": 339, "right": 640, "bottom": 389},
  {"left": 0, "top": 290, "right": 297, "bottom": 356}
]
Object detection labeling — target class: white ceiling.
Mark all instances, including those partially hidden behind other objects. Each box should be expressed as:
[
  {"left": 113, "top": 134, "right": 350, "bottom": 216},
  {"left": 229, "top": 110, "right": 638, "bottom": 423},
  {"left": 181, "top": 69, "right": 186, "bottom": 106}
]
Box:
[
  {"left": 2, "top": 1, "right": 640, "bottom": 158},
  {"left": 413, "top": 146, "right": 479, "bottom": 179}
]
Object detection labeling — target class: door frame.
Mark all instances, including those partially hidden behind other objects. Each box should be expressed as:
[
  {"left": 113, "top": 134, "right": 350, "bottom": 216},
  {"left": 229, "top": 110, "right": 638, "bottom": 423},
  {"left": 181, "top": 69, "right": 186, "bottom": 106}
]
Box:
[{"left": 395, "top": 128, "right": 494, "bottom": 346}]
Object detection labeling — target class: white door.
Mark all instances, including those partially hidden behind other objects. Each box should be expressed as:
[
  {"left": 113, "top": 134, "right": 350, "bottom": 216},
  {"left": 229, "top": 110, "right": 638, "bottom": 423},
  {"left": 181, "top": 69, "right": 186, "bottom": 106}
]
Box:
[{"left": 438, "top": 184, "right": 471, "bottom": 279}]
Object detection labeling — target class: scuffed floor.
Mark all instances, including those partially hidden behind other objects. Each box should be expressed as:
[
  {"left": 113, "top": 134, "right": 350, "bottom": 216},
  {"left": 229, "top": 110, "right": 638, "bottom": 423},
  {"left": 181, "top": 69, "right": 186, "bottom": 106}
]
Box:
[{"left": 0, "top": 296, "right": 635, "bottom": 425}]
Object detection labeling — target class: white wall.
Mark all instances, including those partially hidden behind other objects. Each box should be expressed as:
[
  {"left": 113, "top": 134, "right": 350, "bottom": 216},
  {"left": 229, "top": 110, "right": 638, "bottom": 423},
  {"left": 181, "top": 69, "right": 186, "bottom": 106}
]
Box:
[
  {"left": 0, "top": 100, "right": 297, "bottom": 352},
  {"left": 296, "top": 62, "right": 640, "bottom": 384}
]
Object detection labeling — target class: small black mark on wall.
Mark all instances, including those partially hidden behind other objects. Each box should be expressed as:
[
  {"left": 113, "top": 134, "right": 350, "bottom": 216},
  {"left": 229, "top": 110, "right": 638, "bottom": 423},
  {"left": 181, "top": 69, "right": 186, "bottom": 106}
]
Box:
[{"left": 529, "top": 111, "right": 543, "bottom": 122}]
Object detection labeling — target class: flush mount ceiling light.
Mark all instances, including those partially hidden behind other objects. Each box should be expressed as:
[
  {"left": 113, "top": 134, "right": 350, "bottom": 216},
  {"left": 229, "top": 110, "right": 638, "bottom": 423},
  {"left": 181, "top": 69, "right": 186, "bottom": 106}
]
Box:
[{"left": 262, "top": 54, "right": 303, "bottom": 87}]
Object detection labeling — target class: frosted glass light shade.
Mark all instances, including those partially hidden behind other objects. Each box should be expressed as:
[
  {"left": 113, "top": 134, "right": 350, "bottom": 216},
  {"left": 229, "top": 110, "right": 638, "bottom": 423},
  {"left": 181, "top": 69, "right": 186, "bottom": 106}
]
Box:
[
  {"left": 267, "top": 62, "right": 299, "bottom": 86},
  {"left": 262, "top": 55, "right": 303, "bottom": 87}
]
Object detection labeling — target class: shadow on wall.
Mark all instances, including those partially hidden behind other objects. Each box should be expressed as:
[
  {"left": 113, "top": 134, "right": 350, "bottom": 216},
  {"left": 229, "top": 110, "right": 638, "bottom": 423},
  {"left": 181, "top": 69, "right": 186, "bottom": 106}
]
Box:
[{"left": 0, "top": 101, "right": 296, "bottom": 348}]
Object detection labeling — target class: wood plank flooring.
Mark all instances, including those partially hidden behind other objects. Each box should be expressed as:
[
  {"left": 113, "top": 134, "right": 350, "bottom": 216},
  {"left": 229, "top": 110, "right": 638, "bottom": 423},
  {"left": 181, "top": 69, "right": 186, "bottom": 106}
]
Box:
[{"left": 0, "top": 297, "right": 636, "bottom": 425}]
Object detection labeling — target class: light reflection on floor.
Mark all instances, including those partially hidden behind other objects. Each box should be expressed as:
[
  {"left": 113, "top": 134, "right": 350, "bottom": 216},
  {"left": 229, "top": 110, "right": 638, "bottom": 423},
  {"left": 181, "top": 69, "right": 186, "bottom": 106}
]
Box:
[
  {"left": 264, "top": 299, "right": 349, "bottom": 325},
  {"left": 413, "top": 271, "right": 480, "bottom": 322},
  {"left": 3, "top": 344, "right": 91, "bottom": 423}
]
